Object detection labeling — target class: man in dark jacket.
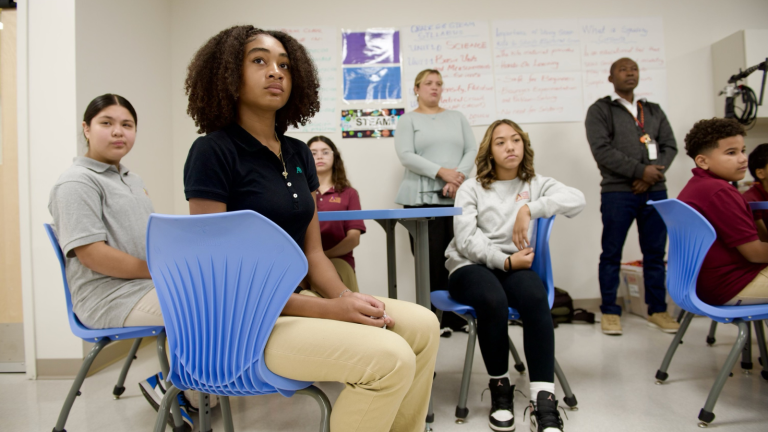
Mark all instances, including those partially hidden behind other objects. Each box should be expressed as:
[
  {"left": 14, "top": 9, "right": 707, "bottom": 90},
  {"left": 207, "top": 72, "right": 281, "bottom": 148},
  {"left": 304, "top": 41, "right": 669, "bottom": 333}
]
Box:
[{"left": 586, "top": 57, "right": 679, "bottom": 335}]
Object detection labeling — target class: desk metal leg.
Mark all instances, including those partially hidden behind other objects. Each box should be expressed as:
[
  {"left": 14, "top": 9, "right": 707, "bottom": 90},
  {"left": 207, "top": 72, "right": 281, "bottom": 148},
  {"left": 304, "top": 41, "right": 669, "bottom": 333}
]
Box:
[
  {"left": 402, "top": 219, "right": 431, "bottom": 308},
  {"left": 375, "top": 219, "right": 399, "bottom": 299}
]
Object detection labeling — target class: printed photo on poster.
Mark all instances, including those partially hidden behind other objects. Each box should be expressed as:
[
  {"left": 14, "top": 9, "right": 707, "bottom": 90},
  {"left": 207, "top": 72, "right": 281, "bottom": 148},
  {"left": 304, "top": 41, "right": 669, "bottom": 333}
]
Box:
[
  {"left": 340, "top": 108, "right": 404, "bottom": 139},
  {"left": 342, "top": 28, "right": 402, "bottom": 104},
  {"left": 343, "top": 67, "right": 402, "bottom": 102},
  {"left": 342, "top": 29, "right": 400, "bottom": 64}
]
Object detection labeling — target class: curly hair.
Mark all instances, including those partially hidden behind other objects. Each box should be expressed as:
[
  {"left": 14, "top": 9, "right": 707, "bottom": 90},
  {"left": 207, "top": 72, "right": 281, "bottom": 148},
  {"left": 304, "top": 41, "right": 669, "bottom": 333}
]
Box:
[
  {"left": 185, "top": 25, "right": 320, "bottom": 134},
  {"left": 475, "top": 119, "right": 535, "bottom": 189},
  {"left": 307, "top": 136, "right": 352, "bottom": 192},
  {"left": 684, "top": 118, "right": 746, "bottom": 159}
]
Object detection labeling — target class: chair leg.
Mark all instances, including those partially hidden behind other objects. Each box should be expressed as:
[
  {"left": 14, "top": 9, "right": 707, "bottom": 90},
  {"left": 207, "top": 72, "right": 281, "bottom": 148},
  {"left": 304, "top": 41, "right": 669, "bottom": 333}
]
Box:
[
  {"left": 706, "top": 321, "right": 718, "bottom": 346},
  {"left": 219, "top": 396, "right": 234, "bottom": 432},
  {"left": 698, "top": 321, "right": 750, "bottom": 427},
  {"left": 741, "top": 323, "right": 753, "bottom": 372},
  {"left": 753, "top": 320, "right": 768, "bottom": 381},
  {"left": 296, "top": 385, "right": 332, "bottom": 432},
  {"left": 655, "top": 311, "right": 694, "bottom": 383},
  {"left": 113, "top": 338, "right": 142, "bottom": 399},
  {"left": 676, "top": 308, "right": 686, "bottom": 323},
  {"left": 455, "top": 314, "right": 476, "bottom": 422},
  {"left": 156, "top": 331, "right": 189, "bottom": 432},
  {"left": 425, "top": 395, "right": 434, "bottom": 432},
  {"left": 554, "top": 358, "right": 578, "bottom": 410},
  {"left": 153, "top": 384, "right": 183, "bottom": 432},
  {"left": 52, "top": 339, "right": 110, "bottom": 432},
  {"left": 507, "top": 336, "right": 526, "bottom": 374},
  {"left": 199, "top": 393, "right": 212, "bottom": 432}
]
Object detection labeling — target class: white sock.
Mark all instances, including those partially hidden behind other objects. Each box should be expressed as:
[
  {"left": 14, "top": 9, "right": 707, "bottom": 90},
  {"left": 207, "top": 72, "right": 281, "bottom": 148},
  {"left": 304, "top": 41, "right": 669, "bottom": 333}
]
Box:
[
  {"left": 529, "top": 381, "right": 555, "bottom": 403},
  {"left": 489, "top": 372, "right": 509, "bottom": 381}
]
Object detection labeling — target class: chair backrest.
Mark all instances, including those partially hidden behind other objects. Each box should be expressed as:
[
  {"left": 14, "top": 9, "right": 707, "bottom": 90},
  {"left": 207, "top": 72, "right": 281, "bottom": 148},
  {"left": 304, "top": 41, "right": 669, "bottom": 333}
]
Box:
[
  {"left": 146, "top": 210, "right": 310, "bottom": 396},
  {"left": 648, "top": 199, "right": 718, "bottom": 317},
  {"left": 43, "top": 223, "right": 93, "bottom": 339},
  {"left": 531, "top": 216, "right": 556, "bottom": 308}
]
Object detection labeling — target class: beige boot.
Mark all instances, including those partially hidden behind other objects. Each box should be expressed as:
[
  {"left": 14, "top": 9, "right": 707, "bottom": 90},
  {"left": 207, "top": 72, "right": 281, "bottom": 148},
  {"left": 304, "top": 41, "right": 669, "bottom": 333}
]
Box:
[
  {"left": 647, "top": 311, "right": 680, "bottom": 333},
  {"left": 601, "top": 314, "right": 622, "bottom": 335}
]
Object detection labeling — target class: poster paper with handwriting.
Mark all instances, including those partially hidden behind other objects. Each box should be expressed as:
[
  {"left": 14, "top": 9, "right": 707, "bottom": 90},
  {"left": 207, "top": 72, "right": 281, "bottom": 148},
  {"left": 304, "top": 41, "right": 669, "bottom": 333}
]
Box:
[
  {"left": 274, "top": 26, "right": 338, "bottom": 132},
  {"left": 580, "top": 17, "right": 667, "bottom": 111},
  {"left": 492, "top": 19, "right": 584, "bottom": 123},
  {"left": 401, "top": 21, "right": 496, "bottom": 125}
]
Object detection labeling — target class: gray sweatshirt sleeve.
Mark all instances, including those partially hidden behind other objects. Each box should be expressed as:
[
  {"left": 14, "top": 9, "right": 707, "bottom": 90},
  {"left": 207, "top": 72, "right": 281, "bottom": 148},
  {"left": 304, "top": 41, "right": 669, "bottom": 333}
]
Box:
[
  {"left": 457, "top": 113, "right": 477, "bottom": 177},
  {"left": 452, "top": 183, "right": 509, "bottom": 271},
  {"left": 527, "top": 176, "right": 587, "bottom": 220},
  {"left": 654, "top": 106, "right": 678, "bottom": 172},
  {"left": 585, "top": 103, "right": 646, "bottom": 180},
  {"left": 395, "top": 114, "right": 442, "bottom": 179}
]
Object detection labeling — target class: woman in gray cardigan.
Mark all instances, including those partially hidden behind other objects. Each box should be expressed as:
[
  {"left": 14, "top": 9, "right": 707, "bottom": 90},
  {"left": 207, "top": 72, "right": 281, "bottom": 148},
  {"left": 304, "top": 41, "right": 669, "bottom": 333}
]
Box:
[{"left": 394, "top": 69, "right": 477, "bottom": 334}]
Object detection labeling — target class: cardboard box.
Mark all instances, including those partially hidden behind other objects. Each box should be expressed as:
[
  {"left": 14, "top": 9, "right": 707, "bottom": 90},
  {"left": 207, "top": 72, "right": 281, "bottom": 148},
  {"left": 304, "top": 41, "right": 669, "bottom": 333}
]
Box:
[{"left": 619, "top": 264, "right": 679, "bottom": 319}]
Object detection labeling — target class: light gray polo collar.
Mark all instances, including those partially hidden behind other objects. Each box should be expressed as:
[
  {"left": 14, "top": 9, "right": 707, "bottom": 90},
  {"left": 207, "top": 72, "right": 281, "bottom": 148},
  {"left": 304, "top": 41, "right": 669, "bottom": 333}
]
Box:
[{"left": 73, "top": 156, "right": 130, "bottom": 175}]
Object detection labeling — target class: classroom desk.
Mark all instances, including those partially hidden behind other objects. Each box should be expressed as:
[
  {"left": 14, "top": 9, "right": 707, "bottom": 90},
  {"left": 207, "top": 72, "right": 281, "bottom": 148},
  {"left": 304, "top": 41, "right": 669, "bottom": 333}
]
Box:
[
  {"left": 318, "top": 207, "right": 462, "bottom": 309},
  {"left": 749, "top": 202, "right": 768, "bottom": 211}
]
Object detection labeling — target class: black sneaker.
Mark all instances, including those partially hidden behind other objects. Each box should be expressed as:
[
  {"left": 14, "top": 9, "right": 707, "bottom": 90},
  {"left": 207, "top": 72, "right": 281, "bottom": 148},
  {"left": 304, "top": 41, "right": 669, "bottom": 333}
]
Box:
[
  {"left": 528, "top": 391, "right": 564, "bottom": 432},
  {"left": 488, "top": 377, "right": 515, "bottom": 431}
]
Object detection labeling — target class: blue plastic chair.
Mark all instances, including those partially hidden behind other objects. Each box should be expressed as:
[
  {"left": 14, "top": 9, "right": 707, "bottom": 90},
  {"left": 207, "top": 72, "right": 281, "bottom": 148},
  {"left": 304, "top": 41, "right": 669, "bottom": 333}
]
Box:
[
  {"left": 648, "top": 199, "right": 768, "bottom": 427},
  {"left": 43, "top": 224, "right": 187, "bottom": 432},
  {"left": 145, "top": 211, "right": 332, "bottom": 432},
  {"left": 430, "top": 216, "right": 578, "bottom": 422}
]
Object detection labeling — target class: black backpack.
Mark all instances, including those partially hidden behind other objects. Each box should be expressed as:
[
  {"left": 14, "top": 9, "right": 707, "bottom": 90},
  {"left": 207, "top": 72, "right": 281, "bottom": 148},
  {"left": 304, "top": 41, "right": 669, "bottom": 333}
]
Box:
[{"left": 551, "top": 288, "right": 595, "bottom": 326}]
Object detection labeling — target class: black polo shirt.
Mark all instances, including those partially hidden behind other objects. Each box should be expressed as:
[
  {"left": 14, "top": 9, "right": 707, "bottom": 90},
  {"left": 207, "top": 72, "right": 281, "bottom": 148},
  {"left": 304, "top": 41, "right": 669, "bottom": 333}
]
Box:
[{"left": 183, "top": 124, "right": 319, "bottom": 249}]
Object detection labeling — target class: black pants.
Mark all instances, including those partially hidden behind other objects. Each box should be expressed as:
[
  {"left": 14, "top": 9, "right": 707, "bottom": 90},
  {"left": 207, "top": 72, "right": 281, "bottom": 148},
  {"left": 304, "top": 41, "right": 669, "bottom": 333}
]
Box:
[
  {"left": 403, "top": 204, "right": 465, "bottom": 330},
  {"left": 448, "top": 264, "right": 555, "bottom": 382}
]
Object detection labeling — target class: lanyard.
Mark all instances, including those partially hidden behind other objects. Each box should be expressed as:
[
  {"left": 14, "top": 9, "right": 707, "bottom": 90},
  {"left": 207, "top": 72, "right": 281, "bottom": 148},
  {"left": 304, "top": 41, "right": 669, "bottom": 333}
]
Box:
[{"left": 624, "top": 100, "right": 645, "bottom": 133}]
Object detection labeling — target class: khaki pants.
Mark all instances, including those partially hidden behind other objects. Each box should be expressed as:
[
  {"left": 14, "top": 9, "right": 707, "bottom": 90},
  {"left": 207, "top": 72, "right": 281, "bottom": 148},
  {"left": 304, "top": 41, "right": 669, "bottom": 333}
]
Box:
[
  {"left": 124, "top": 289, "right": 164, "bottom": 327},
  {"left": 125, "top": 289, "right": 440, "bottom": 432},
  {"left": 265, "top": 291, "right": 439, "bottom": 432},
  {"left": 726, "top": 267, "right": 768, "bottom": 305},
  {"left": 330, "top": 258, "right": 359, "bottom": 293}
]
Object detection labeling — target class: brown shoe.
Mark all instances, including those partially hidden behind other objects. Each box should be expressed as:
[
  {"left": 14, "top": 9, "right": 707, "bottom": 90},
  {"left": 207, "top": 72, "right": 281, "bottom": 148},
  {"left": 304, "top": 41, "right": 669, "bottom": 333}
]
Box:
[
  {"left": 601, "top": 314, "right": 622, "bottom": 335},
  {"left": 647, "top": 311, "right": 680, "bottom": 333}
]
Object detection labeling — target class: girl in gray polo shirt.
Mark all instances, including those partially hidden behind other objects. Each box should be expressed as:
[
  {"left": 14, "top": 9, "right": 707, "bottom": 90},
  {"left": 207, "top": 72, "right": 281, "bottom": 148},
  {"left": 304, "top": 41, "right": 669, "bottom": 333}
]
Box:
[
  {"left": 49, "top": 95, "right": 198, "bottom": 427},
  {"left": 49, "top": 94, "right": 159, "bottom": 330}
]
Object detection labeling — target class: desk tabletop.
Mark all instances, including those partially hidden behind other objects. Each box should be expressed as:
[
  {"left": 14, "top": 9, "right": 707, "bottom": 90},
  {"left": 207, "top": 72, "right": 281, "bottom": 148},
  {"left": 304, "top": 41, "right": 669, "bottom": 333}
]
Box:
[
  {"left": 749, "top": 202, "right": 768, "bottom": 210},
  {"left": 318, "top": 207, "right": 462, "bottom": 222}
]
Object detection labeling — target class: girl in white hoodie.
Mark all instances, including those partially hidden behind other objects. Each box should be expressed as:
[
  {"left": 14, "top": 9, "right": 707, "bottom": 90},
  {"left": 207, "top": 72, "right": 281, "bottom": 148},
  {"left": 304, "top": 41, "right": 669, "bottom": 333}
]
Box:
[{"left": 444, "top": 119, "right": 585, "bottom": 432}]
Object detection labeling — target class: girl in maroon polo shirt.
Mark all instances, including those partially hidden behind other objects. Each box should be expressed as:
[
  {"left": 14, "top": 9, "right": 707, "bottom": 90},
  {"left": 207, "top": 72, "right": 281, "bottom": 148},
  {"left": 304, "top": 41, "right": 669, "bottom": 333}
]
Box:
[{"left": 308, "top": 136, "right": 366, "bottom": 292}]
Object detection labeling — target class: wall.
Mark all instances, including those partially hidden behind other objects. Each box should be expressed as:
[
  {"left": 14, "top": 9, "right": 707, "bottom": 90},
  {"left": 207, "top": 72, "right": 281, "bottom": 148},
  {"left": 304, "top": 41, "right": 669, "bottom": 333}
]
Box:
[
  {"left": 21, "top": 0, "right": 81, "bottom": 366},
  {"left": 169, "top": 0, "right": 768, "bottom": 301},
  {"left": 76, "top": 0, "right": 174, "bottom": 215},
  {"left": 17, "top": 0, "right": 175, "bottom": 375}
]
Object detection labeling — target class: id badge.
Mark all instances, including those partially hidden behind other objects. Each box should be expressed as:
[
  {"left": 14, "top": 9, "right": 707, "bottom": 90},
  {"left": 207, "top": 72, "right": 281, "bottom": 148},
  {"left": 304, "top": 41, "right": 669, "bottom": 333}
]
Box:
[{"left": 647, "top": 139, "right": 658, "bottom": 161}]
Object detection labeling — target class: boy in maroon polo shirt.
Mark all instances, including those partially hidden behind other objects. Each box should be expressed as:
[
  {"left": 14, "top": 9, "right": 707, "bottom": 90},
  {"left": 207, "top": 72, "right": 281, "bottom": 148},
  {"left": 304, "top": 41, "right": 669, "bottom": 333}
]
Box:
[
  {"left": 743, "top": 143, "right": 768, "bottom": 239},
  {"left": 678, "top": 118, "right": 768, "bottom": 305},
  {"left": 309, "top": 136, "right": 366, "bottom": 292}
]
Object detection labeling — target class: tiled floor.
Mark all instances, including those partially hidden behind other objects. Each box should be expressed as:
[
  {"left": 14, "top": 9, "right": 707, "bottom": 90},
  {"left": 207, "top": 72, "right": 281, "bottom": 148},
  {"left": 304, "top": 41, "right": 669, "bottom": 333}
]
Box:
[{"left": 3, "top": 313, "right": 768, "bottom": 431}]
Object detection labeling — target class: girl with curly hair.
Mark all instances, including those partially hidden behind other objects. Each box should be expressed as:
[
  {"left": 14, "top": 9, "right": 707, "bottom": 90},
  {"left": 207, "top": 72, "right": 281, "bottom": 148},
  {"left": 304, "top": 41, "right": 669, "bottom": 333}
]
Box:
[
  {"left": 308, "top": 135, "right": 366, "bottom": 293},
  {"left": 182, "top": 26, "right": 438, "bottom": 432},
  {"left": 444, "top": 119, "right": 585, "bottom": 432}
]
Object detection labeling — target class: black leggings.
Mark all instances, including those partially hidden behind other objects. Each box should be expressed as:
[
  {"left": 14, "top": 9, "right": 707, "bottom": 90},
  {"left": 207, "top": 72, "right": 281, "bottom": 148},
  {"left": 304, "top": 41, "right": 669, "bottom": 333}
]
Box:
[{"left": 447, "top": 264, "right": 554, "bottom": 382}]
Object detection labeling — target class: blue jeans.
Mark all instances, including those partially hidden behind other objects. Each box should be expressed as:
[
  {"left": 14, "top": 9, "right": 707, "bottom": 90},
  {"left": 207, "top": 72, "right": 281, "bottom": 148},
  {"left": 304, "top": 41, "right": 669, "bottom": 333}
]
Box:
[{"left": 599, "top": 191, "right": 668, "bottom": 316}]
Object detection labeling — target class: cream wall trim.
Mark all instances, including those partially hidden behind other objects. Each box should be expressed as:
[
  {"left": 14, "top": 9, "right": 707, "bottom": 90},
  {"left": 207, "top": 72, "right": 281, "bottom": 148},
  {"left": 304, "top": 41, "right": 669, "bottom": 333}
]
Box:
[{"left": 16, "top": 0, "right": 37, "bottom": 380}]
